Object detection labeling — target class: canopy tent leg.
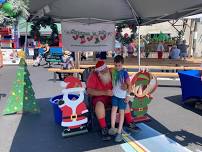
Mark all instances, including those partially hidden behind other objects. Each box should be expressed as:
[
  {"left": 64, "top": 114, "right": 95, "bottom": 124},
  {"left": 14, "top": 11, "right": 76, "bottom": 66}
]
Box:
[
  {"left": 75, "top": 51, "right": 80, "bottom": 69},
  {"left": 24, "top": 21, "right": 28, "bottom": 53},
  {"left": 138, "top": 26, "right": 141, "bottom": 70}
]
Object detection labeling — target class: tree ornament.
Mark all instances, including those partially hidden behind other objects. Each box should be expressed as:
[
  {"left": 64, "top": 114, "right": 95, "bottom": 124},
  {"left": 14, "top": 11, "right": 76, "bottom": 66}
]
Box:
[{"left": 2, "top": 2, "right": 13, "bottom": 13}]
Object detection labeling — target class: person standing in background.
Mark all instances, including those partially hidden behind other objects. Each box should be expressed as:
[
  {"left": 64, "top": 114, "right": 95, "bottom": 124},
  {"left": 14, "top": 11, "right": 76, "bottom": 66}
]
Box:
[{"left": 156, "top": 41, "right": 165, "bottom": 59}]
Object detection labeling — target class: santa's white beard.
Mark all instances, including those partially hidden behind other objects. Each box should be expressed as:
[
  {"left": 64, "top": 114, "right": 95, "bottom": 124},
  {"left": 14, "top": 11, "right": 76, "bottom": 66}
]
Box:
[{"left": 99, "top": 72, "right": 111, "bottom": 84}]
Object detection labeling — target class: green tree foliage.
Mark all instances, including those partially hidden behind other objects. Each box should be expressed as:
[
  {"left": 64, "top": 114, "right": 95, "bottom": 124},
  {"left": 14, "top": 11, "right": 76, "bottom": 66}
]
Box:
[{"left": 3, "top": 58, "right": 40, "bottom": 115}]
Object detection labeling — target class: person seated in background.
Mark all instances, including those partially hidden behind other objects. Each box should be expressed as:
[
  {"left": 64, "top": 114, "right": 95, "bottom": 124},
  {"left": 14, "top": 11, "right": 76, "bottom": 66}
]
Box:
[
  {"left": 43, "top": 43, "right": 50, "bottom": 62},
  {"left": 57, "top": 50, "right": 75, "bottom": 80},
  {"left": 33, "top": 45, "right": 45, "bottom": 67},
  {"left": 169, "top": 45, "right": 180, "bottom": 59},
  {"left": 179, "top": 40, "right": 188, "bottom": 60},
  {"left": 61, "top": 50, "right": 74, "bottom": 69}
]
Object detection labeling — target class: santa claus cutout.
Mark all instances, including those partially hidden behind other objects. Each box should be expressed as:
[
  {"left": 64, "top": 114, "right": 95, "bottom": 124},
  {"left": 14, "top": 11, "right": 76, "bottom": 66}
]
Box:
[{"left": 58, "top": 76, "right": 88, "bottom": 137}]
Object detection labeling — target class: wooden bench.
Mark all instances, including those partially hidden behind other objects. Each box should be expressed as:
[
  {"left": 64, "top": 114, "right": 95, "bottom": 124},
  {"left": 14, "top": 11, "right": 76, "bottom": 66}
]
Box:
[
  {"left": 79, "top": 64, "right": 202, "bottom": 78},
  {"left": 45, "top": 48, "right": 63, "bottom": 67},
  {"left": 49, "top": 65, "right": 202, "bottom": 81},
  {"left": 80, "top": 64, "right": 202, "bottom": 71},
  {"left": 128, "top": 72, "right": 179, "bottom": 78},
  {"left": 48, "top": 68, "right": 84, "bottom": 82}
]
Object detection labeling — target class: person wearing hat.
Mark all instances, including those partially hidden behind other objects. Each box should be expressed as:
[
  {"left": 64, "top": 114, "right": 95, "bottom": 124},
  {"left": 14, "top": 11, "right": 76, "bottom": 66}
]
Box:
[
  {"left": 86, "top": 60, "right": 137, "bottom": 141},
  {"left": 61, "top": 50, "right": 74, "bottom": 69},
  {"left": 57, "top": 50, "right": 75, "bottom": 80}
]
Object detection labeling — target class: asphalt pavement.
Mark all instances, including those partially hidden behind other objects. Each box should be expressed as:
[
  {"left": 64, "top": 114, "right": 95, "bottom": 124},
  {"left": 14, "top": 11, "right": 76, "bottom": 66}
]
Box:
[{"left": 0, "top": 65, "right": 201, "bottom": 152}]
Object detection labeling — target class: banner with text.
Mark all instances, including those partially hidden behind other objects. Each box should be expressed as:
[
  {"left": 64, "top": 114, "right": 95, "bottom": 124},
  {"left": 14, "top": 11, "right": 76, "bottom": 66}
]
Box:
[{"left": 61, "top": 22, "right": 115, "bottom": 52}]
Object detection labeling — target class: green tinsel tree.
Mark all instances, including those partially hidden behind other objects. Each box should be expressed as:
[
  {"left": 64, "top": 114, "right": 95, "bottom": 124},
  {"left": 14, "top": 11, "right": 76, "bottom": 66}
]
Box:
[{"left": 3, "top": 58, "right": 40, "bottom": 115}]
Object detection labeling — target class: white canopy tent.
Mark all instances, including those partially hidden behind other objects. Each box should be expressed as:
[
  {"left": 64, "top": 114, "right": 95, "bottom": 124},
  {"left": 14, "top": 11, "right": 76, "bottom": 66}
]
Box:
[
  {"left": 27, "top": 0, "right": 202, "bottom": 67},
  {"left": 29, "top": 0, "right": 202, "bottom": 24}
]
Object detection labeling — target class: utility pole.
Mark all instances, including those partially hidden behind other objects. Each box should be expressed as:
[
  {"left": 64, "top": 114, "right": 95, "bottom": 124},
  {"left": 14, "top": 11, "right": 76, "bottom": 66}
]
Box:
[
  {"left": 192, "top": 19, "right": 198, "bottom": 56},
  {"left": 188, "top": 19, "right": 195, "bottom": 57},
  {"left": 0, "top": 34, "right": 3, "bottom": 67}
]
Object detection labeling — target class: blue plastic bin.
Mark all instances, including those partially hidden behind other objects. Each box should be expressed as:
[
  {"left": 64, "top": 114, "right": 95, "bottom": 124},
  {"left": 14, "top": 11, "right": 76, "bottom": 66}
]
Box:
[
  {"left": 178, "top": 70, "right": 202, "bottom": 102},
  {"left": 49, "top": 94, "right": 79, "bottom": 125}
]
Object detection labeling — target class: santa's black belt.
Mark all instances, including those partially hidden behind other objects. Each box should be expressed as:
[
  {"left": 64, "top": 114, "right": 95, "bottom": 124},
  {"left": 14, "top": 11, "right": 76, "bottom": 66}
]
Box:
[
  {"left": 63, "top": 114, "right": 86, "bottom": 120},
  {"left": 132, "top": 107, "right": 148, "bottom": 112}
]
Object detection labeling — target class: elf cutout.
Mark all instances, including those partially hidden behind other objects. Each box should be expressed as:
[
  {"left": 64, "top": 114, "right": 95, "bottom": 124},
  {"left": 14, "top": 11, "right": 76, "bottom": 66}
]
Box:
[
  {"left": 130, "top": 70, "right": 158, "bottom": 122},
  {"left": 58, "top": 76, "right": 88, "bottom": 137}
]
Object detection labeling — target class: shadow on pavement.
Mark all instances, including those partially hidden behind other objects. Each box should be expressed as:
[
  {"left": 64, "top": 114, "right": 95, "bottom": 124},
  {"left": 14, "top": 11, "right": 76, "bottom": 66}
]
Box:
[
  {"left": 165, "top": 95, "right": 202, "bottom": 116},
  {"left": 10, "top": 98, "right": 119, "bottom": 152},
  {"left": 146, "top": 115, "right": 202, "bottom": 148}
]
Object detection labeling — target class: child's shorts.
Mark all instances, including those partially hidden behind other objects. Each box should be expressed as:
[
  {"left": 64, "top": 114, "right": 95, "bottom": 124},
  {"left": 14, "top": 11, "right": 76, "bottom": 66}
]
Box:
[{"left": 112, "top": 96, "right": 127, "bottom": 110}]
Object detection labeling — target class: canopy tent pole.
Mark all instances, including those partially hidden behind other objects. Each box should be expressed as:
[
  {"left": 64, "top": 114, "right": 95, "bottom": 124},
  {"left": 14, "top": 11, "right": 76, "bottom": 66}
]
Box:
[
  {"left": 138, "top": 26, "right": 141, "bottom": 70},
  {"left": 0, "top": 35, "right": 3, "bottom": 67},
  {"left": 125, "top": 0, "right": 139, "bottom": 24},
  {"left": 125, "top": 0, "right": 141, "bottom": 69},
  {"left": 75, "top": 51, "right": 80, "bottom": 69},
  {"left": 24, "top": 21, "right": 28, "bottom": 52}
]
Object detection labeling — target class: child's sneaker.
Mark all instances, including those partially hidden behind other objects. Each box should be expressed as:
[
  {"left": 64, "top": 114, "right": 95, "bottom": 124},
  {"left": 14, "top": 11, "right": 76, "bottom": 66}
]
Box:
[
  {"left": 115, "top": 133, "right": 123, "bottom": 142},
  {"left": 108, "top": 128, "right": 118, "bottom": 135},
  {"left": 101, "top": 127, "right": 111, "bottom": 141}
]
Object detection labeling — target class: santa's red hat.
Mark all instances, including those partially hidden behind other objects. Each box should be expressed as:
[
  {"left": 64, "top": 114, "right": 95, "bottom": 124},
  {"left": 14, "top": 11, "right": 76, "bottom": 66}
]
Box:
[
  {"left": 60, "top": 76, "right": 83, "bottom": 89},
  {"left": 95, "top": 60, "right": 107, "bottom": 72}
]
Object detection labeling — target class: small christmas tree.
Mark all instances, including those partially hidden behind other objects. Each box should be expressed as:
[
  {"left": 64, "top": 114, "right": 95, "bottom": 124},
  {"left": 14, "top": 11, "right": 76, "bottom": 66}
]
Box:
[
  {"left": 3, "top": 59, "right": 40, "bottom": 115},
  {"left": 3, "top": 68, "right": 24, "bottom": 114},
  {"left": 23, "top": 68, "right": 40, "bottom": 113},
  {"left": 19, "top": 57, "right": 27, "bottom": 67}
]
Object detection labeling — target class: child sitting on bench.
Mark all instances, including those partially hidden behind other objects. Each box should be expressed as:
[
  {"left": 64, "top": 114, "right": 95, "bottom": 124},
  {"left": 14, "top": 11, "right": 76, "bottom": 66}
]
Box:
[{"left": 57, "top": 50, "right": 75, "bottom": 80}]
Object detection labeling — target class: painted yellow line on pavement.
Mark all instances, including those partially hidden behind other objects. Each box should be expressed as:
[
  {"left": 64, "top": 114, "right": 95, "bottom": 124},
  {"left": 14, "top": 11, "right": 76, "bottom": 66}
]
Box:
[{"left": 122, "top": 133, "right": 148, "bottom": 152}]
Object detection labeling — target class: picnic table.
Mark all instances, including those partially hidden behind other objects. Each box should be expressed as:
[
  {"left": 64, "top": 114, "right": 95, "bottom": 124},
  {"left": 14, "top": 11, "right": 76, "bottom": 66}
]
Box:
[
  {"left": 48, "top": 68, "right": 84, "bottom": 82},
  {"left": 128, "top": 72, "right": 179, "bottom": 78},
  {"left": 80, "top": 64, "right": 202, "bottom": 71},
  {"left": 48, "top": 65, "right": 202, "bottom": 82}
]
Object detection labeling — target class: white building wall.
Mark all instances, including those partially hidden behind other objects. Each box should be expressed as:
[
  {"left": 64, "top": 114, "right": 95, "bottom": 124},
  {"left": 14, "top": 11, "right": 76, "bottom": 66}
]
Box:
[
  {"left": 139, "top": 21, "right": 181, "bottom": 37},
  {"left": 195, "top": 23, "right": 202, "bottom": 57},
  {"left": 122, "top": 20, "right": 202, "bottom": 57}
]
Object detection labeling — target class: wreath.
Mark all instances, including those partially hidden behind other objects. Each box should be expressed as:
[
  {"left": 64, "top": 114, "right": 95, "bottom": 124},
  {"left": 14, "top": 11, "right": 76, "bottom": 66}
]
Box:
[
  {"left": 30, "top": 17, "right": 59, "bottom": 46},
  {"left": 115, "top": 23, "right": 137, "bottom": 45},
  {"left": 115, "top": 17, "right": 144, "bottom": 45}
]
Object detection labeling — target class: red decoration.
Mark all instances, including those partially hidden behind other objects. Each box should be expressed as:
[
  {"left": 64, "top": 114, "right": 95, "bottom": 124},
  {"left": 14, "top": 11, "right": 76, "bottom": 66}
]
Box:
[
  {"left": 87, "top": 35, "right": 93, "bottom": 41},
  {"left": 100, "top": 35, "right": 106, "bottom": 40},
  {"left": 72, "top": 35, "right": 79, "bottom": 40}
]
